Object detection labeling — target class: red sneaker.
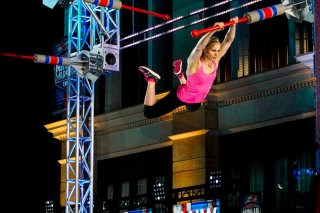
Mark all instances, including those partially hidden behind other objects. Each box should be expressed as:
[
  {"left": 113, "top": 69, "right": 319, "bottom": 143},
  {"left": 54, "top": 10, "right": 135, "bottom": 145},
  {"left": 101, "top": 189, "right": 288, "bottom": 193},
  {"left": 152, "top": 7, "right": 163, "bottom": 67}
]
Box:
[
  {"left": 138, "top": 66, "right": 161, "bottom": 83},
  {"left": 173, "top": 59, "right": 183, "bottom": 78}
]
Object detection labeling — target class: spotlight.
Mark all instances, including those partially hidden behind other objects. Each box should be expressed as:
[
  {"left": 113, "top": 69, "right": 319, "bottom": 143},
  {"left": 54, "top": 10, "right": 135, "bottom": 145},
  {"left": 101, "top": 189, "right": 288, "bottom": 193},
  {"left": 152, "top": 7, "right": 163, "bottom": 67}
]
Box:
[{"left": 209, "top": 170, "right": 222, "bottom": 189}]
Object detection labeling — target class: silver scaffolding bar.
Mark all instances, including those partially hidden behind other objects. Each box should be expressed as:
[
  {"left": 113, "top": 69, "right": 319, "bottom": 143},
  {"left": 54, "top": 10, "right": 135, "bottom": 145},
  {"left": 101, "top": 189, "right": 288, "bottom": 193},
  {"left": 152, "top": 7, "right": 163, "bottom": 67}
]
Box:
[{"left": 120, "top": 0, "right": 262, "bottom": 50}]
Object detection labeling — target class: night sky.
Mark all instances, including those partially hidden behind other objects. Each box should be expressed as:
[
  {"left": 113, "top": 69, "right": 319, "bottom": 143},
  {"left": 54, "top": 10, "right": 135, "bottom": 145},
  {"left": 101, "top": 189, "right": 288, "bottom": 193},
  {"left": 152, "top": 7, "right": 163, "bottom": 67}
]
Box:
[{"left": 1, "top": 1, "right": 64, "bottom": 212}]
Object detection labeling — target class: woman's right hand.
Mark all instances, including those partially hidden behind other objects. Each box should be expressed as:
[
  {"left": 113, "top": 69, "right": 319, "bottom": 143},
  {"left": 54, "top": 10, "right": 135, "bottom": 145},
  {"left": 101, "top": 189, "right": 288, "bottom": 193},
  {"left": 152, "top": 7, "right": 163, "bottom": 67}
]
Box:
[{"left": 214, "top": 22, "right": 225, "bottom": 31}]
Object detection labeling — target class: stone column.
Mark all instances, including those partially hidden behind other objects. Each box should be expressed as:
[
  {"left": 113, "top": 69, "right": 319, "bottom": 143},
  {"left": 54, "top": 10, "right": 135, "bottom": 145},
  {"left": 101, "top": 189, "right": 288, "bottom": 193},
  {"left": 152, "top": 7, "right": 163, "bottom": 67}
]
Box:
[{"left": 170, "top": 108, "right": 220, "bottom": 197}]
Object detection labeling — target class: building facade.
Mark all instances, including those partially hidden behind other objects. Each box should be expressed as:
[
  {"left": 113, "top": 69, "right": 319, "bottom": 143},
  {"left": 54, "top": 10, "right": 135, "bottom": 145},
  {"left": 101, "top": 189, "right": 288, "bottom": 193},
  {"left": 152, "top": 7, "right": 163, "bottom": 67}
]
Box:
[{"left": 46, "top": 0, "right": 319, "bottom": 212}]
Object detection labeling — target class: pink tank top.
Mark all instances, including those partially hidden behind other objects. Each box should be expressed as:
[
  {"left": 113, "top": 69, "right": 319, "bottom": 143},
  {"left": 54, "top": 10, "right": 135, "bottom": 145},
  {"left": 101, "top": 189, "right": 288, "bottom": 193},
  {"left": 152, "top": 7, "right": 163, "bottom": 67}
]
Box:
[{"left": 177, "top": 60, "right": 217, "bottom": 103}]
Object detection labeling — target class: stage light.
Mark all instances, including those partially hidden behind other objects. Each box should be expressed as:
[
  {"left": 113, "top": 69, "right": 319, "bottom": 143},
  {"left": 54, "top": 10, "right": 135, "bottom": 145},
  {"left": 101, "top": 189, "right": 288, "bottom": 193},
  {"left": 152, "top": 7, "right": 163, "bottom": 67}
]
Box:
[
  {"left": 153, "top": 178, "right": 166, "bottom": 201},
  {"left": 209, "top": 170, "right": 222, "bottom": 189},
  {"left": 103, "top": 44, "right": 119, "bottom": 73}
]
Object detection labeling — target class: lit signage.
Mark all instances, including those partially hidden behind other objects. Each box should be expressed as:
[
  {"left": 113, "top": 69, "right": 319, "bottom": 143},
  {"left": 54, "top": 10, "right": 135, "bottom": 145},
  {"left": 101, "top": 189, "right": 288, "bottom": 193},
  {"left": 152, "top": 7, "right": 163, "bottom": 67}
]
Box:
[
  {"left": 240, "top": 193, "right": 261, "bottom": 213},
  {"left": 173, "top": 199, "right": 220, "bottom": 213}
]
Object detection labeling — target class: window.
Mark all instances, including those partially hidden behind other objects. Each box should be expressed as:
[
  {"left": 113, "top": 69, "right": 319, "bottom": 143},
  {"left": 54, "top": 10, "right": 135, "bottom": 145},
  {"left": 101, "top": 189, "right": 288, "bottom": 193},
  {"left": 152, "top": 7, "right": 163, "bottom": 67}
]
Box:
[
  {"left": 137, "top": 178, "right": 147, "bottom": 195},
  {"left": 107, "top": 184, "right": 113, "bottom": 200},
  {"left": 121, "top": 181, "right": 130, "bottom": 198},
  {"left": 295, "top": 22, "right": 313, "bottom": 55}
]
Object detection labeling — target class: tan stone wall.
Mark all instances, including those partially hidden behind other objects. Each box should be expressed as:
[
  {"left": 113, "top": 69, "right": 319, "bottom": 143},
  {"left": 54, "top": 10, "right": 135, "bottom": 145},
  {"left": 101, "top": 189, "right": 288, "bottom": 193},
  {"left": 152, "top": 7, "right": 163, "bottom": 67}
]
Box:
[
  {"left": 171, "top": 130, "right": 219, "bottom": 189},
  {"left": 172, "top": 133, "right": 207, "bottom": 188}
]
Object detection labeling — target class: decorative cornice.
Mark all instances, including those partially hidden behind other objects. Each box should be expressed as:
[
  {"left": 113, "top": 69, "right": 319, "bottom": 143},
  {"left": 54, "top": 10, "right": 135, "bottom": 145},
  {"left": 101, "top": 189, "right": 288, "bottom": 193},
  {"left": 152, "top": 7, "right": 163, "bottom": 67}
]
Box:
[
  {"left": 55, "top": 132, "right": 75, "bottom": 142},
  {"left": 95, "top": 113, "right": 173, "bottom": 136},
  {"left": 95, "top": 141, "right": 173, "bottom": 160},
  {"left": 94, "top": 106, "right": 189, "bottom": 137},
  {"left": 49, "top": 106, "right": 186, "bottom": 140},
  {"left": 206, "top": 79, "right": 315, "bottom": 108},
  {"left": 168, "top": 129, "right": 208, "bottom": 140},
  {"left": 173, "top": 105, "right": 187, "bottom": 113}
]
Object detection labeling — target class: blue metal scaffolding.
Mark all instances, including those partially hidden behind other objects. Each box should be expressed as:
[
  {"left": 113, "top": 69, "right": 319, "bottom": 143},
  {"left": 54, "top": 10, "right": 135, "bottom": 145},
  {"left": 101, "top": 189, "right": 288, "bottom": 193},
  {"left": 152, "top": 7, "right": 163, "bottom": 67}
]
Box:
[{"left": 65, "top": 1, "right": 119, "bottom": 212}]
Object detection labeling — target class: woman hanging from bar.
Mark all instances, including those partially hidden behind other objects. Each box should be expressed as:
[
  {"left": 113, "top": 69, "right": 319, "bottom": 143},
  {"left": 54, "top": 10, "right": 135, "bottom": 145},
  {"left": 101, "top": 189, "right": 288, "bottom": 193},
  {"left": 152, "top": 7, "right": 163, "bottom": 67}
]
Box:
[{"left": 138, "top": 16, "right": 239, "bottom": 119}]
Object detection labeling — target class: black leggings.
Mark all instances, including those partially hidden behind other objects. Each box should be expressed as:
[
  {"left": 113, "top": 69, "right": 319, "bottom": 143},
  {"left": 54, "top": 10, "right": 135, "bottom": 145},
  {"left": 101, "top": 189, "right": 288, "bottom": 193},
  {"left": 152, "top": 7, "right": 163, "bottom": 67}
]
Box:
[{"left": 144, "top": 86, "right": 201, "bottom": 119}]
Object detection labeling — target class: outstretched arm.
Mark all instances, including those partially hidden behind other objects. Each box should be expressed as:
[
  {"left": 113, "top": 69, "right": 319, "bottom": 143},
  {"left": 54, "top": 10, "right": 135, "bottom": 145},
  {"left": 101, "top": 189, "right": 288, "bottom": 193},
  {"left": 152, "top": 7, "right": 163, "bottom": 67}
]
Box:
[
  {"left": 187, "top": 22, "right": 224, "bottom": 74},
  {"left": 218, "top": 16, "right": 238, "bottom": 60},
  {"left": 188, "top": 22, "right": 224, "bottom": 63}
]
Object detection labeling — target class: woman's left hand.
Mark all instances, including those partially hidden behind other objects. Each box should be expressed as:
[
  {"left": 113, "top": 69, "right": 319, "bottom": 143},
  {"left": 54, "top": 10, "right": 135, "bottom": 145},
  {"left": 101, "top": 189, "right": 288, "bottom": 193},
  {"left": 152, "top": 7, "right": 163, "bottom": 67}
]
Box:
[{"left": 230, "top": 16, "right": 239, "bottom": 25}]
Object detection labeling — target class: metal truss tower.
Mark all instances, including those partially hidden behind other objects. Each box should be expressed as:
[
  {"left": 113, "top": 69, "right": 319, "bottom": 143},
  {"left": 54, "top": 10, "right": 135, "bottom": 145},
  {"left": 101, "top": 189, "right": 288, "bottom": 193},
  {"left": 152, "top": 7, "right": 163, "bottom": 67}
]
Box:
[{"left": 65, "top": 1, "right": 119, "bottom": 212}]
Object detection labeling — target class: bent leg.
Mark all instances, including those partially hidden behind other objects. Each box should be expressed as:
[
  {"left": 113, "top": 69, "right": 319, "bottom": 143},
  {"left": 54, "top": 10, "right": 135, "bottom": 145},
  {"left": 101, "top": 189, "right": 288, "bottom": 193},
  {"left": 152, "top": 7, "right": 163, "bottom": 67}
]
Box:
[
  {"left": 144, "top": 82, "right": 157, "bottom": 106},
  {"left": 144, "top": 86, "right": 184, "bottom": 118},
  {"left": 138, "top": 66, "right": 161, "bottom": 106}
]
